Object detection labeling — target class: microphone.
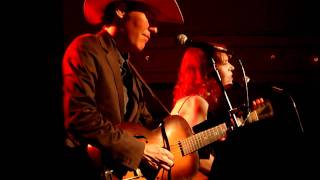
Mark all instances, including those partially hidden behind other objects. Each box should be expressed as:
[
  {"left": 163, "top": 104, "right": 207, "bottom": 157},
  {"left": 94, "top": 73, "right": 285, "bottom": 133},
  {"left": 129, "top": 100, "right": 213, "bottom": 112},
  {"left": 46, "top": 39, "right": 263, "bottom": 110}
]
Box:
[{"left": 176, "top": 34, "right": 228, "bottom": 52}]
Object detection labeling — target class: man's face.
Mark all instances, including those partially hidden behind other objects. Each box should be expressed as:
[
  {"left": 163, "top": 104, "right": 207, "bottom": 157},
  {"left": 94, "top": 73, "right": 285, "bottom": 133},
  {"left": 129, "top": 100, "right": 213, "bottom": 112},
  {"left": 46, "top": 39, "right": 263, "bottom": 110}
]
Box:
[
  {"left": 216, "top": 52, "right": 235, "bottom": 87},
  {"left": 123, "top": 11, "right": 158, "bottom": 52}
]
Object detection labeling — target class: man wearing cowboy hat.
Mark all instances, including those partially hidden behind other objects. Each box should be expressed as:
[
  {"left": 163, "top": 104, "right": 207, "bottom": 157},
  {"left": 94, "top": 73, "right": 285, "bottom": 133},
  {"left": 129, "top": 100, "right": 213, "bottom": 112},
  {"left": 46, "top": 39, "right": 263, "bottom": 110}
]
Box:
[{"left": 62, "top": 0, "right": 183, "bottom": 179}]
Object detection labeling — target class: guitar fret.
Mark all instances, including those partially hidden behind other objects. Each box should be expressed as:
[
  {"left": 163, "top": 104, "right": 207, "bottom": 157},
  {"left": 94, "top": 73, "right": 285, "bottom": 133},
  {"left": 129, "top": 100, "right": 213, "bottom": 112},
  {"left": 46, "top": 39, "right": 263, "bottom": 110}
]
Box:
[
  {"left": 188, "top": 137, "right": 192, "bottom": 154},
  {"left": 196, "top": 134, "right": 201, "bottom": 151},
  {"left": 188, "top": 139, "right": 192, "bottom": 154},
  {"left": 187, "top": 138, "right": 192, "bottom": 154},
  {"left": 183, "top": 139, "right": 188, "bottom": 155},
  {"left": 194, "top": 135, "right": 201, "bottom": 152},
  {"left": 181, "top": 123, "right": 228, "bottom": 155}
]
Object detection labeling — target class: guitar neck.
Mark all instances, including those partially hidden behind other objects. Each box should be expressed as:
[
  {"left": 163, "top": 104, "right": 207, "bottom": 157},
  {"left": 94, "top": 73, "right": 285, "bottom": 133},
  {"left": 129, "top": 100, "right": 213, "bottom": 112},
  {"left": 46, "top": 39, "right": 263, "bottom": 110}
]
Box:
[
  {"left": 179, "top": 123, "right": 228, "bottom": 156},
  {"left": 178, "top": 104, "right": 272, "bottom": 156}
]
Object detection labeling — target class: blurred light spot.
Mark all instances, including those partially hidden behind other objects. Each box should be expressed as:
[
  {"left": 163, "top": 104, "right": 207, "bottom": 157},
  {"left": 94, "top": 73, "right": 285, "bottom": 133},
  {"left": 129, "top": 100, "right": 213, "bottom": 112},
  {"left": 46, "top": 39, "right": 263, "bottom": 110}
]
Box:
[
  {"left": 270, "top": 54, "right": 276, "bottom": 60},
  {"left": 145, "top": 55, "right": 150, "bottom": 62},
  {"left": 311, "top": 55, "right": 319, "bottom": 65}
]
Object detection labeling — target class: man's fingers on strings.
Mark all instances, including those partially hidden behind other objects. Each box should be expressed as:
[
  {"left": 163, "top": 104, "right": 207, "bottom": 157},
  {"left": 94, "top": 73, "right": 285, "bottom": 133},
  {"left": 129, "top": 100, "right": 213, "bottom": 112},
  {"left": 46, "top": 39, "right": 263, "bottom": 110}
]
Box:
[
  {"left": 161, "top": 148, "right": 174, "bottom": 161},
  {"left": 159, "top": 164, "right": 171, "bottom": 171},
  {"left": 161, "top": 155, "right": 174, "bottom": 167}
]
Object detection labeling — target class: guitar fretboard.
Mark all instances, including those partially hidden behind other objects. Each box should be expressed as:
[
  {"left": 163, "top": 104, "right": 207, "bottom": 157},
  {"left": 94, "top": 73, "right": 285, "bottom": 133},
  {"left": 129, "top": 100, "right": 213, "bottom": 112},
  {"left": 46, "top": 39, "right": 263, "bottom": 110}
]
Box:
[
  {"left": 176, "top": 101, "right": 273, "bottom": 157},
  {"left": 178, "top": 123, "right": 227, "bottom": 156}
]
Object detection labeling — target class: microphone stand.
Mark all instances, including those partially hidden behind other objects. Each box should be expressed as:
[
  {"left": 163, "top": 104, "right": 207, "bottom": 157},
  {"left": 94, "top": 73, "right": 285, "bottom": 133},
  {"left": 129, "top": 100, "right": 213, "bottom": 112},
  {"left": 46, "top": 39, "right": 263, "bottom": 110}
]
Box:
[
  {"left": 238, "top": 59, "right": 251, "bottom": 121},
  {"left": 272, "top": 86, "right": 304, "bottom": 133}
]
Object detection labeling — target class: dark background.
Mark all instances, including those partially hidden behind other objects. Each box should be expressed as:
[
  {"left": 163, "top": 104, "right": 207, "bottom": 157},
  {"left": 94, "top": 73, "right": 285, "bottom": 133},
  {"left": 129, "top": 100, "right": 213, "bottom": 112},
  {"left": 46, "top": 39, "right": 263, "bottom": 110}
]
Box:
[{"left": 16, "top": 0, "right": 318, "bottom": 179}]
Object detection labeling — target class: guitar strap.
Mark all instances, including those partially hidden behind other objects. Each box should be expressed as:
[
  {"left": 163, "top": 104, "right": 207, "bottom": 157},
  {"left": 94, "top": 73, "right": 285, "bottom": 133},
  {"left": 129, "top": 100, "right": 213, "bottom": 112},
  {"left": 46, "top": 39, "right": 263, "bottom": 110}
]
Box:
[
  {"left": 127, "top": 61, "right": 170, "bottom": 115},
  {"left": 161, "top": 124, "right": 172, "bottom": 180}
]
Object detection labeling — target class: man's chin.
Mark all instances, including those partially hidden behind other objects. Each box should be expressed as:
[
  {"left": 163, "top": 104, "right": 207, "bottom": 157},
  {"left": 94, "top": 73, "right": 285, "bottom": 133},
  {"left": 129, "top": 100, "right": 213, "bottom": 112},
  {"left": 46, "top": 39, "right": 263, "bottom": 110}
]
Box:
[
  {"left": 224, "top": 83, "right": 233, "bottom": 89},
  {"left": 133, "top": 45, "right": 145, "bottom": 52}
]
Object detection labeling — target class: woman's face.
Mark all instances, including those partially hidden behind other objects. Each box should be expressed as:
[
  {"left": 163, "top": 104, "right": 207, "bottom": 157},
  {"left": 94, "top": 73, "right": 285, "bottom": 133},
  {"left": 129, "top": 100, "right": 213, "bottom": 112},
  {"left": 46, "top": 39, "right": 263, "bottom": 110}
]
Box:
[{"left": 216, "top": 52, "right": 235, "bottom": 88}]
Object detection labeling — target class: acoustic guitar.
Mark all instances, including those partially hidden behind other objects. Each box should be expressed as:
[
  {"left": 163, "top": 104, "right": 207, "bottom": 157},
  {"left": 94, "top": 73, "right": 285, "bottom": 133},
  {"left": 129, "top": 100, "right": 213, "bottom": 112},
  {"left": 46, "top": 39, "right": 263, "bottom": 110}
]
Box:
[{"left": 88, "top": 101, "right": 273, "bottom": 180}]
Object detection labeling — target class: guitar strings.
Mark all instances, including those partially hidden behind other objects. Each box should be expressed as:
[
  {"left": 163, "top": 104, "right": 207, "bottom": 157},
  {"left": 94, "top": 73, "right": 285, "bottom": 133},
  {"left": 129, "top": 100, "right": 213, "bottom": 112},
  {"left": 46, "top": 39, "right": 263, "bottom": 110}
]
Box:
[{"left": 168, "top": 144, "right": 185, "bottom": 159}]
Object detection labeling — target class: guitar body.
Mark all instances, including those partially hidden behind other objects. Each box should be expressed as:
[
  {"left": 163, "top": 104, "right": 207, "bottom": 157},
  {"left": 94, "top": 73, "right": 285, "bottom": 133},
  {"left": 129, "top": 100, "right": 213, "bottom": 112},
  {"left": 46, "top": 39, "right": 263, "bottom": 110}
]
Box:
[{"left": 120, "top": 115, "right": 199, "bottom": 180}]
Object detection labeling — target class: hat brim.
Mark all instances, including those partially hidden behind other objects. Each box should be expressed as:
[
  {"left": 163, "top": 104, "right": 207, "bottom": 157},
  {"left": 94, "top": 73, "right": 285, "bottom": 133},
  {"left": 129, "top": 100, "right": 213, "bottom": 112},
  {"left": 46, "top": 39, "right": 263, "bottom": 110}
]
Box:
[{"left": 84, "top": 0, "right": 184, "bottom": 25}]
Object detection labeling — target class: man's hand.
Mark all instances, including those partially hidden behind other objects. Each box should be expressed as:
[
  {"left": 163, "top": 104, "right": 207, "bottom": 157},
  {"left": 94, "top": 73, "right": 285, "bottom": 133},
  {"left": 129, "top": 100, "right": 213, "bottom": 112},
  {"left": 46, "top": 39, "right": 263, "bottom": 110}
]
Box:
[{"left": 142, "top": 144, "right": 174, "bottom": 170}]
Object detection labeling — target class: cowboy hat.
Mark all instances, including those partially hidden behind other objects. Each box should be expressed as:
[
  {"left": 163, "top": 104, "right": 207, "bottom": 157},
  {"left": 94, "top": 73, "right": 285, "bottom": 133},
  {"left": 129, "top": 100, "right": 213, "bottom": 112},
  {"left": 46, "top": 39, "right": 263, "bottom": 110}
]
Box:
[{"left": 84, "top": 0, "right": 184, "bottom": 25}]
